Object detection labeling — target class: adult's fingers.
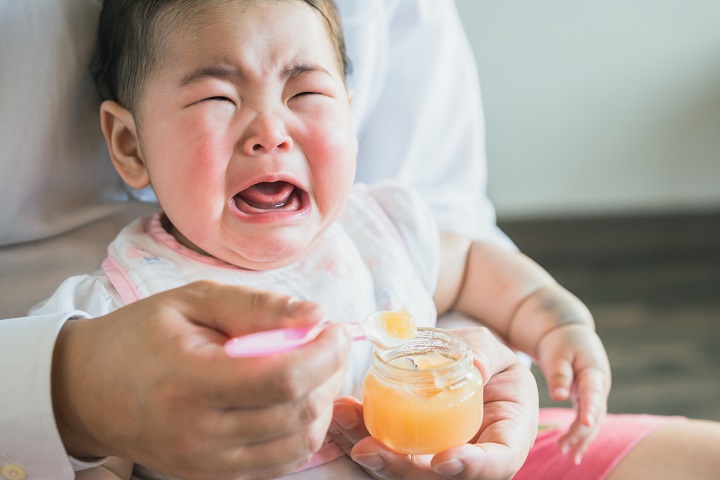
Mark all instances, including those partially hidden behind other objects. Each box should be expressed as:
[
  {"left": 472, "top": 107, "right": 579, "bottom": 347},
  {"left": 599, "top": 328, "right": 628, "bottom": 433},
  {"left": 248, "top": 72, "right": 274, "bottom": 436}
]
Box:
[
  {"left": 194, "top": 352, "right": 350, "bottom": 445},
  {"left": 202, "top": 321, "right": 352, "bottom": 406},
  {"left": 440, "top": 364, "right": 537, "bottom": 479},
  {"left": 443, "top": 327, "right": 538, "bottom": 478},
  {"left": 330, "top": 397, "right": 370, "bottom": 445},
  {"left": 164, "top": 398, "right": 336, "bottom": 479},
  {"left": 120, "top": 281, "right": 352, "bottom": 405},
  {"left": 170, "top": 280, "right": 326, "bottom": 336},
  {"left": 328, "top": 327, "right": 539, "bottom": 480}
]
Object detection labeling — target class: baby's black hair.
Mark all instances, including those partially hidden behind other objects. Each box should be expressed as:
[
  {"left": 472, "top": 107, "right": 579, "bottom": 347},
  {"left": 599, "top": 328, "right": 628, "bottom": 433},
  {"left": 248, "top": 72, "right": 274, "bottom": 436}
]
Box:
[{"left": 91, "top": 0, "right": 350, "bottom": 111}]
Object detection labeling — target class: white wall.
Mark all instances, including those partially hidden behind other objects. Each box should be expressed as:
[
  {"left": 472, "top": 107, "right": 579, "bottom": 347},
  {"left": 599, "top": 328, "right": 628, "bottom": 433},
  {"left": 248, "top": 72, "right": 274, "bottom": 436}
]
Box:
[{"left": 456, "top": 0, "right": 720, "bottom": 219}]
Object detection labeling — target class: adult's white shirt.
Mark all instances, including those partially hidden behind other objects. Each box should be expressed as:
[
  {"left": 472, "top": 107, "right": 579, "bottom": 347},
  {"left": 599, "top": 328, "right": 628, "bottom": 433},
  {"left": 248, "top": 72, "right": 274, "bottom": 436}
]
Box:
[{"left": 0, "top": 0, "right": 510, "bottom": 477}]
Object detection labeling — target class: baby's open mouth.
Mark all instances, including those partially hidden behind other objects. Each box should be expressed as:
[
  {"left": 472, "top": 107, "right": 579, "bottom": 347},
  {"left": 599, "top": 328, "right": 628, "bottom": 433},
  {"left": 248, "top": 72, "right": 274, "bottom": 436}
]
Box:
[{"left": 233, "top": 181, "right": 304, "bottom": 214}]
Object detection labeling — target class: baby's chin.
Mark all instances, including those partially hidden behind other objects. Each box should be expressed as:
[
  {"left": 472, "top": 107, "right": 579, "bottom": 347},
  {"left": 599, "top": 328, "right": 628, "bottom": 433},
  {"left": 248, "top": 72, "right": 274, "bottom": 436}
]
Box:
[{"left": 216, "top": 234, "right": 322, "bottom": 271}]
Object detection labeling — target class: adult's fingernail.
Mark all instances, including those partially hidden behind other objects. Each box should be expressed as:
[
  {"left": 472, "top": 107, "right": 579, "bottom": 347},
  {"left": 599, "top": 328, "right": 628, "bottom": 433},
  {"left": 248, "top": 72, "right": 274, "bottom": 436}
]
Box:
[
  {"left": 286, "top": 297, "right": 310, "bottom": 316},
  {"left": 353, "top": 453, "right": 385, "bottom": 472},
  {"left": 327, "top": 420, "right": 341, "bottom": 436},
  {"left": 434, "top": 458, "right": 465, "bottom": 476},
  {"left": 333, "top": 405, "right": 359, "bottom": 430}
]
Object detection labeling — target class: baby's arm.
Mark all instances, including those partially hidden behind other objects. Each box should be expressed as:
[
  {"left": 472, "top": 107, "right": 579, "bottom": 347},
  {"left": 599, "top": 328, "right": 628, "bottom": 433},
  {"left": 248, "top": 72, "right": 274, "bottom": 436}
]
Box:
[
  {"left": 74, "top": 457, "right": 133, "bottom": 480},
  {"left": 436, "top": 232, "right": 611, "bottom": 464}
]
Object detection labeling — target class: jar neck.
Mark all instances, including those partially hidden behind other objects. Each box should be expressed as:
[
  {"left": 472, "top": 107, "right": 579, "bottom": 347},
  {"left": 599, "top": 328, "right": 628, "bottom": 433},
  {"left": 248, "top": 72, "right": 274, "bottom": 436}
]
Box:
[{"left": 370, "top": 328, "right": 473, "bottom": 393}]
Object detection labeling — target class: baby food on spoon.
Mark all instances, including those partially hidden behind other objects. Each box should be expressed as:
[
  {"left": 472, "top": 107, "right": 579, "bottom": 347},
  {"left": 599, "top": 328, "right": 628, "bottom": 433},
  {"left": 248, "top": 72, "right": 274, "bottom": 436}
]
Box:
[{"left": 375, "top": 308, "right": 418, "bottom": 344}]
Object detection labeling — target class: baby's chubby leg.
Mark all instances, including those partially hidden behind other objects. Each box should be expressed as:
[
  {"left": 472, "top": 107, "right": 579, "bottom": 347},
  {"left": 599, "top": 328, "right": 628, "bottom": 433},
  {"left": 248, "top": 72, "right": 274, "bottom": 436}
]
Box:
[{"left": 607, "top": 419, "right": 720, "bottom": 480}]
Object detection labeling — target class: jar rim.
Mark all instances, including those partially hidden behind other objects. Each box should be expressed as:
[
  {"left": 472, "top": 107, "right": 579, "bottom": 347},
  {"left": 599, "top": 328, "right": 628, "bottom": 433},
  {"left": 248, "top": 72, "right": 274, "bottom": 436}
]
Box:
[{"left": 370, "top": 327, "right": 473, "bottom": 390}]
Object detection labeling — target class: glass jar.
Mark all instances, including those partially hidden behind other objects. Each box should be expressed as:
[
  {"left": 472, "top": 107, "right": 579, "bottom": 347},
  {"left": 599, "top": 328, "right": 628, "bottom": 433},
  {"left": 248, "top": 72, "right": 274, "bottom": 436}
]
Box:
[{"left": 362, "top": 328, "right": 483, "bottom": 454}]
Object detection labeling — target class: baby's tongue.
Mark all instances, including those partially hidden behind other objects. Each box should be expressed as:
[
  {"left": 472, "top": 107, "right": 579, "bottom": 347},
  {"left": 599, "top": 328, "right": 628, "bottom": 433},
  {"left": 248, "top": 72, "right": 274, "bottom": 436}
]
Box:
[{"left": 236, "top": 181, "right": 295, "bottom": 211}]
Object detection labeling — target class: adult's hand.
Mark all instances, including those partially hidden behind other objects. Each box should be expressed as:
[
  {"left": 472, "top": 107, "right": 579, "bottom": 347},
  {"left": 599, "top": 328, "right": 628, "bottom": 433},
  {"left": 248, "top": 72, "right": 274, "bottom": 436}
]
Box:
[
  {"left": 328, "top": 327, "right": 538, "bottom": 480},
  {"left": 52, "top": 280, "right": 351, "bottom": 480}
]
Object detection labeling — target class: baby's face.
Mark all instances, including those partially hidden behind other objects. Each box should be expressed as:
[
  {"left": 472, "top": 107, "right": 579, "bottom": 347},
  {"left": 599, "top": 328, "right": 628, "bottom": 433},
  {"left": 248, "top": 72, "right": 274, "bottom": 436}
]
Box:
[{"left": 135, "top": 0, "right": 356, "bottom": 270}]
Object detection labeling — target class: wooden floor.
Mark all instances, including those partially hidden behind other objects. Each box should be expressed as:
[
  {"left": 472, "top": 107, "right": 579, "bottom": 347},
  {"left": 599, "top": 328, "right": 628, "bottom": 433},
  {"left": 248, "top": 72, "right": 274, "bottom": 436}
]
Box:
[{"left": 498, "top": 212, "right": 720, "bottom": 421}]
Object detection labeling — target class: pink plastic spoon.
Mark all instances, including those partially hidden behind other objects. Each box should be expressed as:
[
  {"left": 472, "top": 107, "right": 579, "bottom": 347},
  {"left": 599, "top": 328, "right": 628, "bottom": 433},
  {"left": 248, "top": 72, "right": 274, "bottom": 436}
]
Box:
[{"left": 224, "top": 312, "right": 413, "bottom": 358}]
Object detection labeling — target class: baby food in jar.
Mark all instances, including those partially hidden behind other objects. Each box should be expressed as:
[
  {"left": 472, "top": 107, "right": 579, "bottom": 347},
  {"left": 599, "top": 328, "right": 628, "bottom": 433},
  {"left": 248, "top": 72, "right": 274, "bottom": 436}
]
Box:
[{"left": 362, "top": 328, "right": 483, "bottom": 454}]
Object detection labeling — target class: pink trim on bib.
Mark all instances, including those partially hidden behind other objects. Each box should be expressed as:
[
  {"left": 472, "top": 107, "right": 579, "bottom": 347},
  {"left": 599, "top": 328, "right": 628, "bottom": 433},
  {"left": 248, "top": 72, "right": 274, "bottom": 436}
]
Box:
[
  {"left": 101, "top": 255, "right": 142, "bottom": 305},
  {"left": 147, "top": 214, "right": 241, "bottom": 269}
]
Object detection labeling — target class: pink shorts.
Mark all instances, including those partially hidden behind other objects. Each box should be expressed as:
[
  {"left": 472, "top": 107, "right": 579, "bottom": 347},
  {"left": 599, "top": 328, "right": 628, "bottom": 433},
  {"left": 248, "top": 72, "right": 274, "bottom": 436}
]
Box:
[{"left": 514, "top": 408, "right": 685, "bottom": 480}]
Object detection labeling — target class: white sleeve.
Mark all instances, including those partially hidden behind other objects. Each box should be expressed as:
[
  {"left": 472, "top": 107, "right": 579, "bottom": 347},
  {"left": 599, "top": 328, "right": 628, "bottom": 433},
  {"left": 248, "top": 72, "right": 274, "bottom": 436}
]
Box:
[
  {"left": 0, "top": 312, "right": 83, "bottom": 480},
  {"left": 363, "top": 182, "right": 441, "bottom": 296},
  {"left": 341, "top": 0, "right": 515, "bottom": 249},
  {"left": 0, "top": 276, "right": 119, "bottom": 479}
]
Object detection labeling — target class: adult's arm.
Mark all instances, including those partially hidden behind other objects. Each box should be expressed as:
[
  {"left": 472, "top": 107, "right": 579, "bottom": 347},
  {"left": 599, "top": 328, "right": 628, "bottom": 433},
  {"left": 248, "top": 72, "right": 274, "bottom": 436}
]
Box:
[{"left": 9, "top": 279, "right": 351, "bottom": 480}]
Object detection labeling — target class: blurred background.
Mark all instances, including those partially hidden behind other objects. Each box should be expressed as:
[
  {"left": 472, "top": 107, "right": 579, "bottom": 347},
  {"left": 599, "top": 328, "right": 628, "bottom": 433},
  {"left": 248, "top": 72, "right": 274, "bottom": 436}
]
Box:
[{"left": 456, "top": 0, "right": 720, "bottom": 421}]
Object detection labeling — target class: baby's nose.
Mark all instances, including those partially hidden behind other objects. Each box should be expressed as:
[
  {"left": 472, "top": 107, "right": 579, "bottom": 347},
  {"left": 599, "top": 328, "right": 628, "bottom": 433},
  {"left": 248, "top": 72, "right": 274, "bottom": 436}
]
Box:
[{"left": 243, "top": 113, "right": 293, "bottom": 155}]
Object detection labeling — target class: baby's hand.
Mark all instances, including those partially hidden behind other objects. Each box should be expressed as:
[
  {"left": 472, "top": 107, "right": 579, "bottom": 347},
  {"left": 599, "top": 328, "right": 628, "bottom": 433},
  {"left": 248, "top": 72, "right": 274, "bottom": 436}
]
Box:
[{"left": 536, "top": 322, "right": 611, "bottom": 465}]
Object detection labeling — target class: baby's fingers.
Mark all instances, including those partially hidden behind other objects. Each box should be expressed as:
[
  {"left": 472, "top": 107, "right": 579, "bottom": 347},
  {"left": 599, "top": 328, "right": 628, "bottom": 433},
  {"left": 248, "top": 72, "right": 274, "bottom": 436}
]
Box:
[
  {"left": 556, "top": 367, "right": 609, "bottom": 464},
  {"left": 556, "top": 418, "right": 601, "bottom": 465},
  {"left": 574, "top": 366, "right": 610, "bottom": 427},
  {"left": 541, "top": 357, "right": 574, "bottom": 403}
]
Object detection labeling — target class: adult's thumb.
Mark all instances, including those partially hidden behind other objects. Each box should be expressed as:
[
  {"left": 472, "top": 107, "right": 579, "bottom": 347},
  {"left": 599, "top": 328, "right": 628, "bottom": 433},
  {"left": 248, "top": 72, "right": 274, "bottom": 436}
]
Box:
[{"left": 170, "top": 280, "right": 325, "bottom": 337}]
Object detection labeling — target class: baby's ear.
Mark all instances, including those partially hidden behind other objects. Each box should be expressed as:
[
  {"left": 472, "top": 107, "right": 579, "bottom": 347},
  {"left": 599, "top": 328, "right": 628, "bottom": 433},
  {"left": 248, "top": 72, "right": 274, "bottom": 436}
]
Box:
[{"left": 99, "top": 100, "right": 150, "bottom": 189}]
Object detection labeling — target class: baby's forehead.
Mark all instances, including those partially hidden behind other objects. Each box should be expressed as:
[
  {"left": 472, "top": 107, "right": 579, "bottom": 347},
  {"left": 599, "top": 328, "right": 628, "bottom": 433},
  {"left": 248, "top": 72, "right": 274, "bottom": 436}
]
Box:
[
  {"left": 152, "top": 0, "right": 345, "bottom": 76},
  {"left": 156, "top": 1, "right": 338, "bottom": 50}
]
